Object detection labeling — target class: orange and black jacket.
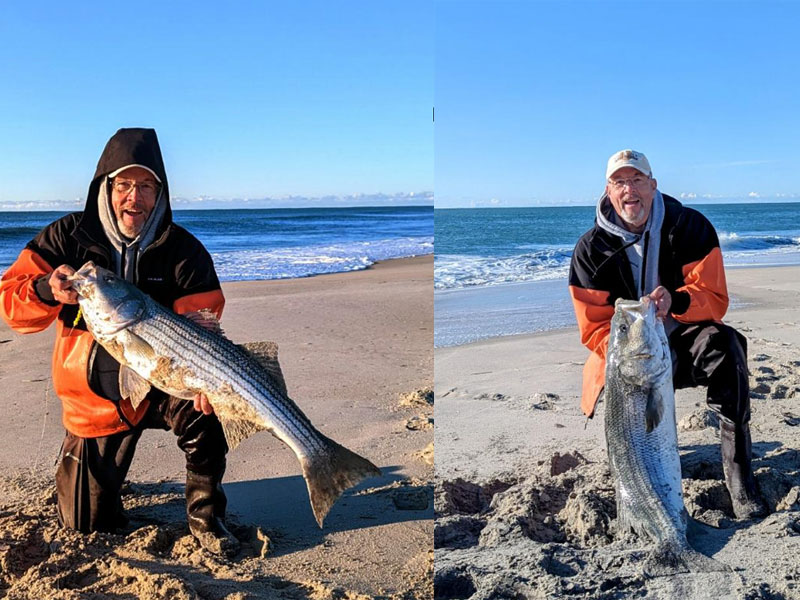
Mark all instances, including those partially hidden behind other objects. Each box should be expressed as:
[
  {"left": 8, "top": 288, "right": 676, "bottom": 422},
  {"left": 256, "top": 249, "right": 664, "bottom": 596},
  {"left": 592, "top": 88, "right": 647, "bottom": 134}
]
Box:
[
  {"left": 568, "top": 194, "right": 728, "bottom": 417},
  {"left": 0, "top": 128, "right": 224, "bottom": 438}
]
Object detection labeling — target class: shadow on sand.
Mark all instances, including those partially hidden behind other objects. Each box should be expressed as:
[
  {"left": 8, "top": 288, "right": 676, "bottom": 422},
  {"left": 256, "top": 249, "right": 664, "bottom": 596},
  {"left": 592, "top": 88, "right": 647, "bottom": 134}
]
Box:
[{"left": 126, "top": 465, "right": 432, "bottom": 557}]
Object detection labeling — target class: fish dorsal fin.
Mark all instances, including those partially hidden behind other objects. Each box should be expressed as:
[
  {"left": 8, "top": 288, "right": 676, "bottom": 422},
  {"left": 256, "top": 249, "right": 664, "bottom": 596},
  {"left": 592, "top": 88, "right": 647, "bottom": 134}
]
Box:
[
  {"left": 239, "top": 341, "right": 288, "bottom": 396},
  {"left": 213, "top": 342, "right": 286, "bottom": 451},
  {"left": 119, "top": 366, "right": 152, "bottom": 411},
  {"left": 645, "top": 388, "right": 665, "bottom": 433}
]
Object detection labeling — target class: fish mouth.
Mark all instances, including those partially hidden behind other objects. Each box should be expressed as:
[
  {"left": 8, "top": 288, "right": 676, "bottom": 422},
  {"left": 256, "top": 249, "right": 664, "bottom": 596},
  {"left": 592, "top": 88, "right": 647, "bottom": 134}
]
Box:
[
  {"left": 67, "top": 274, "right": 92, "bottom": 298},
  {"left": 67, "top": 261, "right": 99, "bottom": 297}
]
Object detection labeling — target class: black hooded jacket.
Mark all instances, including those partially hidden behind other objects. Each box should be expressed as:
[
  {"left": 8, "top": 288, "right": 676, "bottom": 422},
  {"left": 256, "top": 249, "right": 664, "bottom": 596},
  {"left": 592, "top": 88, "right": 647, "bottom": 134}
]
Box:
[
  {"left": 0, "top": 128, "right": 225, "bottom": 436},
  {"left": 32, "top": 128, "right": 221, "bottom": 326}
]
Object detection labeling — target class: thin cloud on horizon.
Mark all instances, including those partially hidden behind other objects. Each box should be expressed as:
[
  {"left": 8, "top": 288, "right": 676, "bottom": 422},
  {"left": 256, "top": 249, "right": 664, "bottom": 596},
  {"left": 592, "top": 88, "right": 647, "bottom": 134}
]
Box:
[{"left": 0, "top": 192, "right": 434, "bottom": 212}]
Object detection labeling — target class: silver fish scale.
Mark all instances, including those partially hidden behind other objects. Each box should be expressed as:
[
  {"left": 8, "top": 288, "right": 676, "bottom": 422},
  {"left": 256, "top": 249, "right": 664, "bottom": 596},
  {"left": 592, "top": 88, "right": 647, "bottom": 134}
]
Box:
[
  {"left": 131, "top": 296, "right": 327, "bottom": 455},
  {"left": 605, "top": 376, "right": 684, "bottom": 545}
]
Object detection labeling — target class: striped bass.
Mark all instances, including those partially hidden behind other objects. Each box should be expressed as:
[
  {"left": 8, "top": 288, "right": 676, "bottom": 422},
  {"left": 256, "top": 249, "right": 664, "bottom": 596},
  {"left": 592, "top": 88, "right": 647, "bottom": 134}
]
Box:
[
  {"left": 604, "top": 297, "right": 727, "bottom": 576},
  {"left": 69, "top": 261, "right": 380, "bottom": 527}
]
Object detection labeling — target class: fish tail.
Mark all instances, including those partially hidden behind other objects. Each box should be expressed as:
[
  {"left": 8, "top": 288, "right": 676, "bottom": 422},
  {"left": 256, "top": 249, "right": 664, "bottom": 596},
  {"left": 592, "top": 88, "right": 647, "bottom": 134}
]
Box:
[
  {"left": 300, "top": 437, "right": 382, "bottom": 528},
  {"left": 642, "top": 540, "right": 731, "bottom": 577}
]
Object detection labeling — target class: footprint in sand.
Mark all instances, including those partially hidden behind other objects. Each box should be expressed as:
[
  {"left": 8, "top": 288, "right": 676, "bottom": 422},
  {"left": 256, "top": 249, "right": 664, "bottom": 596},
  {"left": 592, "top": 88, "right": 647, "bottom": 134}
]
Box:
[
  {"left": 414, "top": 442, "right": 434, "bottom": 465},
  {"left": 748, "top": 352, "right": 800, "bottom": 400},
  {"left": 782, "top": 413, "right": 800, "bottom": 427},
  {"left": 474, "top": 392, "right": 508, "bottom": 402},
  {"left": 530, "top": 392, "right": 560, "bottom": 411}
]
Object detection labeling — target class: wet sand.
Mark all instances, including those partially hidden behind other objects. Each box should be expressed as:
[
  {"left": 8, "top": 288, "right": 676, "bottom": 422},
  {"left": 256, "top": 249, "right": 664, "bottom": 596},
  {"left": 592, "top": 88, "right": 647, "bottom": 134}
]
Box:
[
  {"left": 435, "top": 266, "right": 800, "bottom": 599},
  {"left": 0, "top": 255, "right": 433, "bottom": 599}
]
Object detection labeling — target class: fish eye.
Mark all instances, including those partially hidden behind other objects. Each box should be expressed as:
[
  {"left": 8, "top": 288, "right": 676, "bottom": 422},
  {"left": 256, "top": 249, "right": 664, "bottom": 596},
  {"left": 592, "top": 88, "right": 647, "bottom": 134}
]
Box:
[
  {"left": 619, "top": 323, "right": 628, "bottom": 333},
  {"left": 102, "top": 274, "right": 114, "bottom": 283}
]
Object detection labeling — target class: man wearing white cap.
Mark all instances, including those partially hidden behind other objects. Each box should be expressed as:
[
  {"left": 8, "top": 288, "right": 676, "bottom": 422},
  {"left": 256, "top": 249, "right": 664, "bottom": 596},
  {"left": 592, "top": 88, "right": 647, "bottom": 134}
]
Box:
[
  {"left": 568, "top": 149, "right": 766, "bottom": 520},
  {"left": 0, "top": 128, "right": 238, "bottom": 555}
]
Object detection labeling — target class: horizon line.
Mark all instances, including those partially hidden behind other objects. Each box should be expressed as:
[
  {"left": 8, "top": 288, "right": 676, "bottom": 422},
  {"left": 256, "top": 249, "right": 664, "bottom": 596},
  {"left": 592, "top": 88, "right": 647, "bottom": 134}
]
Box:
[
  {"left": 0, "top": 202, "right": 435, "bottom": 213},
  {"left": 434, "top": 198, "right": 800, "bottom": 209}
]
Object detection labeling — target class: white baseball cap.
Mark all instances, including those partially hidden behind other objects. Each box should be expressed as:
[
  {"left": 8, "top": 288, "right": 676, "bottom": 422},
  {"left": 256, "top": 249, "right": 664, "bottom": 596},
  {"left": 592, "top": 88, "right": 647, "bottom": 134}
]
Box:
[
  {"left": 606, "top": 149, "right": 652, "bottom": 180},
  {"left": 107, "top": 163, "right": 162, "bottom": 183}
]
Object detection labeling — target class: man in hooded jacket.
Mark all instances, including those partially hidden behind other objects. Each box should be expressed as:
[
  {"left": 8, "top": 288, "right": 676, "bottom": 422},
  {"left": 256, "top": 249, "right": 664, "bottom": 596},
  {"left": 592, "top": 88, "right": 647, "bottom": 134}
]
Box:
[
  {"left": 568, "top": 149, "right": 766, "bottom": 520},
  {"left": 0, "top": 128, "right": 239, "bottom": 556}
]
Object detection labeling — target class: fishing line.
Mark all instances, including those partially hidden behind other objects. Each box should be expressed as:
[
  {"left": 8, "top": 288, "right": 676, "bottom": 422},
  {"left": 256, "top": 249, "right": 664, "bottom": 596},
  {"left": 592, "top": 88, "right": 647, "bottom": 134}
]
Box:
[{"left": 31, "top": 375, "right": 51, "bottom": 476}]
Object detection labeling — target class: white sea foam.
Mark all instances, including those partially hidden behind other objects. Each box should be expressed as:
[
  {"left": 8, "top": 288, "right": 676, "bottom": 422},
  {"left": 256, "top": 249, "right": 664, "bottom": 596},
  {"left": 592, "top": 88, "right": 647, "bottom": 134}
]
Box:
[
  {"left": 212, "top": 237, "right": 432, "bottom": 281},
  {"left": 434, "top": 233, "right": 800, "bottom": 292},
  {"left": 434, "top": 249, "right": 572, "bottom": 290}
]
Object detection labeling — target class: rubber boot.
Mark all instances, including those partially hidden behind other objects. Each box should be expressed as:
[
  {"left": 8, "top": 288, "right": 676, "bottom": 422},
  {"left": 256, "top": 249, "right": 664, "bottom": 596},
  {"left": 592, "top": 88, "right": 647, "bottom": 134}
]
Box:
[
  {"left": 720, "top": 420, "right": 767, "bottom": 519},
  {"left": 186, "top": 470, "right": 240, "bottom": 557}
]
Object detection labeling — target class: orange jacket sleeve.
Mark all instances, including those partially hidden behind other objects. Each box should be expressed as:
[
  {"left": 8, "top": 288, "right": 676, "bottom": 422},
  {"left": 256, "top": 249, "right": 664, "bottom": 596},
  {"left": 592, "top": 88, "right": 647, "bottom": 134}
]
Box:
[
  {"left": 569, "top": 285, "right": 614, "bottom": 359},
  {"left": 672, "top": 246, "right": 729, "bottom": 323},
  {"left": 173, "top": 289, "right": 225, "bottom": 319},
  {"left": 0, "top": 249, "right": 62, "bottom": 334}
]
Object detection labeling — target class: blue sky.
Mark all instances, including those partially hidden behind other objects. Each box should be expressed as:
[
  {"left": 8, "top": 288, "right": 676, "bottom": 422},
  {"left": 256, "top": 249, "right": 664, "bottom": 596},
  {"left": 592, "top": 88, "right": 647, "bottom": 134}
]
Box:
[
  {"left": 0, "top": 1, "right": 432, "bottom": 209},
  {"left": 436, "top": 0, "right": 800, "bottom": 208}
]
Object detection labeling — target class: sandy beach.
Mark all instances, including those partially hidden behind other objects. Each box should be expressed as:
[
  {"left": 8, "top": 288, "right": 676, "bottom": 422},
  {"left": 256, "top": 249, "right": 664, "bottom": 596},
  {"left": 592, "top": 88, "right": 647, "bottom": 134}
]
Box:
[
  {"left": 0, "top": 255, "right": 433, "bottom": 599},
  {"left": 435, "top": 265, "right": 800, "bottom": 599}
]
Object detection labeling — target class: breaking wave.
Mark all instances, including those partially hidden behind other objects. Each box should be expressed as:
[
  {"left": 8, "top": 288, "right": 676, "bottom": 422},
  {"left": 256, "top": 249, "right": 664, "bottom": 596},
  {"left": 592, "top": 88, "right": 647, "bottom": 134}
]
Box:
[
  {"left": 213, "top": 237, "right": 432, "bottom": 281},
  {"left": 434, "top": 248, "right": 572, "bottom": 290}
]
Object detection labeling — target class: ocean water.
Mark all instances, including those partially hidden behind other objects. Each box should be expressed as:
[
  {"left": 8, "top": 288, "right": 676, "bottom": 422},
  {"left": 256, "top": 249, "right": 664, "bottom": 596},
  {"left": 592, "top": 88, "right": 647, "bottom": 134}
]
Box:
[
  {"left": 0, "top": 206, "right": 433, "bottom": 281},
  {"left": 435, "top": 202, "right": 800, "bottom": 347}
]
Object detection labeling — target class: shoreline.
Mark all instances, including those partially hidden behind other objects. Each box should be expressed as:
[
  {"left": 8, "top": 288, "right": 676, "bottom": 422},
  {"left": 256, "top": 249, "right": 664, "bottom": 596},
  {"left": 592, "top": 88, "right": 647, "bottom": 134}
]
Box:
[
  {"left": 217, "top": 252, "right": 434, "bottom": 285},
  {"left": 434, "top": 262, "right": 800, "bottom": 349}
]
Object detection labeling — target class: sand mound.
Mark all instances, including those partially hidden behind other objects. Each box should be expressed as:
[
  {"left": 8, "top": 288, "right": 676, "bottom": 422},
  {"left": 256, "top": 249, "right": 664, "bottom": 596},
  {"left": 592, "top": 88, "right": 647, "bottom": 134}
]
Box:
[
  {"left": 435, "top": 448, "right": 800, "bottom": 599},
  {"left": 399, "top": 387, "right": 434, "bottom": 407}
]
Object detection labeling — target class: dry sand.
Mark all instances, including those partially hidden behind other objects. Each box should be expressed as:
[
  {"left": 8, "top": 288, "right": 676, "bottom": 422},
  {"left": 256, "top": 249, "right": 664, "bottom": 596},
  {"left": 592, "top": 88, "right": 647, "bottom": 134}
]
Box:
[
  {"left": 0, "top": 255, "right": 433, "bottom": 599},
  {"left": 435, "top": 266, "right": 800, "bottom": 600}
]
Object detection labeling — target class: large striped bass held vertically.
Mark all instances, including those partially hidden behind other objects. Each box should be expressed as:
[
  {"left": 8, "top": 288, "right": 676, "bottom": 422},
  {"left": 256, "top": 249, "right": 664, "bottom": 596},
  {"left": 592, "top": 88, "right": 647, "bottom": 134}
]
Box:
[
  {"left": 69, "top": 261, "right": 381, "bottom": 527},
  {"left": 604, "top": 297, "right": 727, "bottom": 576}
]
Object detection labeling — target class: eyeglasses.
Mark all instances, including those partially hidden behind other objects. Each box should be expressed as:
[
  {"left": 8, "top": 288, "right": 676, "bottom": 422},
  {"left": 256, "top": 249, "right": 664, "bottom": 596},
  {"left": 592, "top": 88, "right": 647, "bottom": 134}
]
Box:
[
  {"left": 110, "top": 179, "right": 160, "bottom": 198},
  {"left": 608, "top": 176, "right": 651, "bottom": 190}
]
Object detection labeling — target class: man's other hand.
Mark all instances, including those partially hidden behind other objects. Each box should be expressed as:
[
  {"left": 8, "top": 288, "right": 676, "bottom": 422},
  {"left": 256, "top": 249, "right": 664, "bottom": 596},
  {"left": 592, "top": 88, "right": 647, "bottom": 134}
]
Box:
[
  {"left": 193, "top": 393, "right": 214, "bottom": 415},
  {"left": 49, "top": 265, "right": 78, "bottom": 304},
  {"left": 183, "top": 310, "right": 223, "bottom": 335},
  {"left": 649, "top": 286, "right": 672, "bottom": 320}
]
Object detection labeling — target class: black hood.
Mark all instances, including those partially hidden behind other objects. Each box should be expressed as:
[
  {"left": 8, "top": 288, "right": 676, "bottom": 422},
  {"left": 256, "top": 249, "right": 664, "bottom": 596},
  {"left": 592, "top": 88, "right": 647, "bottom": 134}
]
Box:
[{"left": 77, "top": 128, "right": 173, "bottom": 244}]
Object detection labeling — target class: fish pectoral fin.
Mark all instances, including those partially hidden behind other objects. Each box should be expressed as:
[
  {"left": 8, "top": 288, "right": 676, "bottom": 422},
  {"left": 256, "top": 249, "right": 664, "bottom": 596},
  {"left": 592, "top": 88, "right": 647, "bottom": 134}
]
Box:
[
  {"left": 645, "top": 388, "right": 665, "bottom": 433},
  {"left": 240, "top": 341, "right": 289, "bottom": 396},
  {"left": 217, "top": 416, "right": 267, "bottom": 452},
  {"left": 124, "top": 331, "right": 157, "bottom": 362},
  {"left": 119, "top": 366, "right": 152, "bottom": 410}
]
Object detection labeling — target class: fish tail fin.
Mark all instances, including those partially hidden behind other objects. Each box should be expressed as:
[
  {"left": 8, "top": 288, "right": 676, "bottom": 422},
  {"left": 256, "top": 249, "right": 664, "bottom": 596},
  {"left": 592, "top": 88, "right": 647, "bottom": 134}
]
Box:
[
  {"left": 301, "top": 438, "right": 382, "bottom": 528},
  {"left": 643, "top": 540, "right": 731, "bottom": 577}
]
